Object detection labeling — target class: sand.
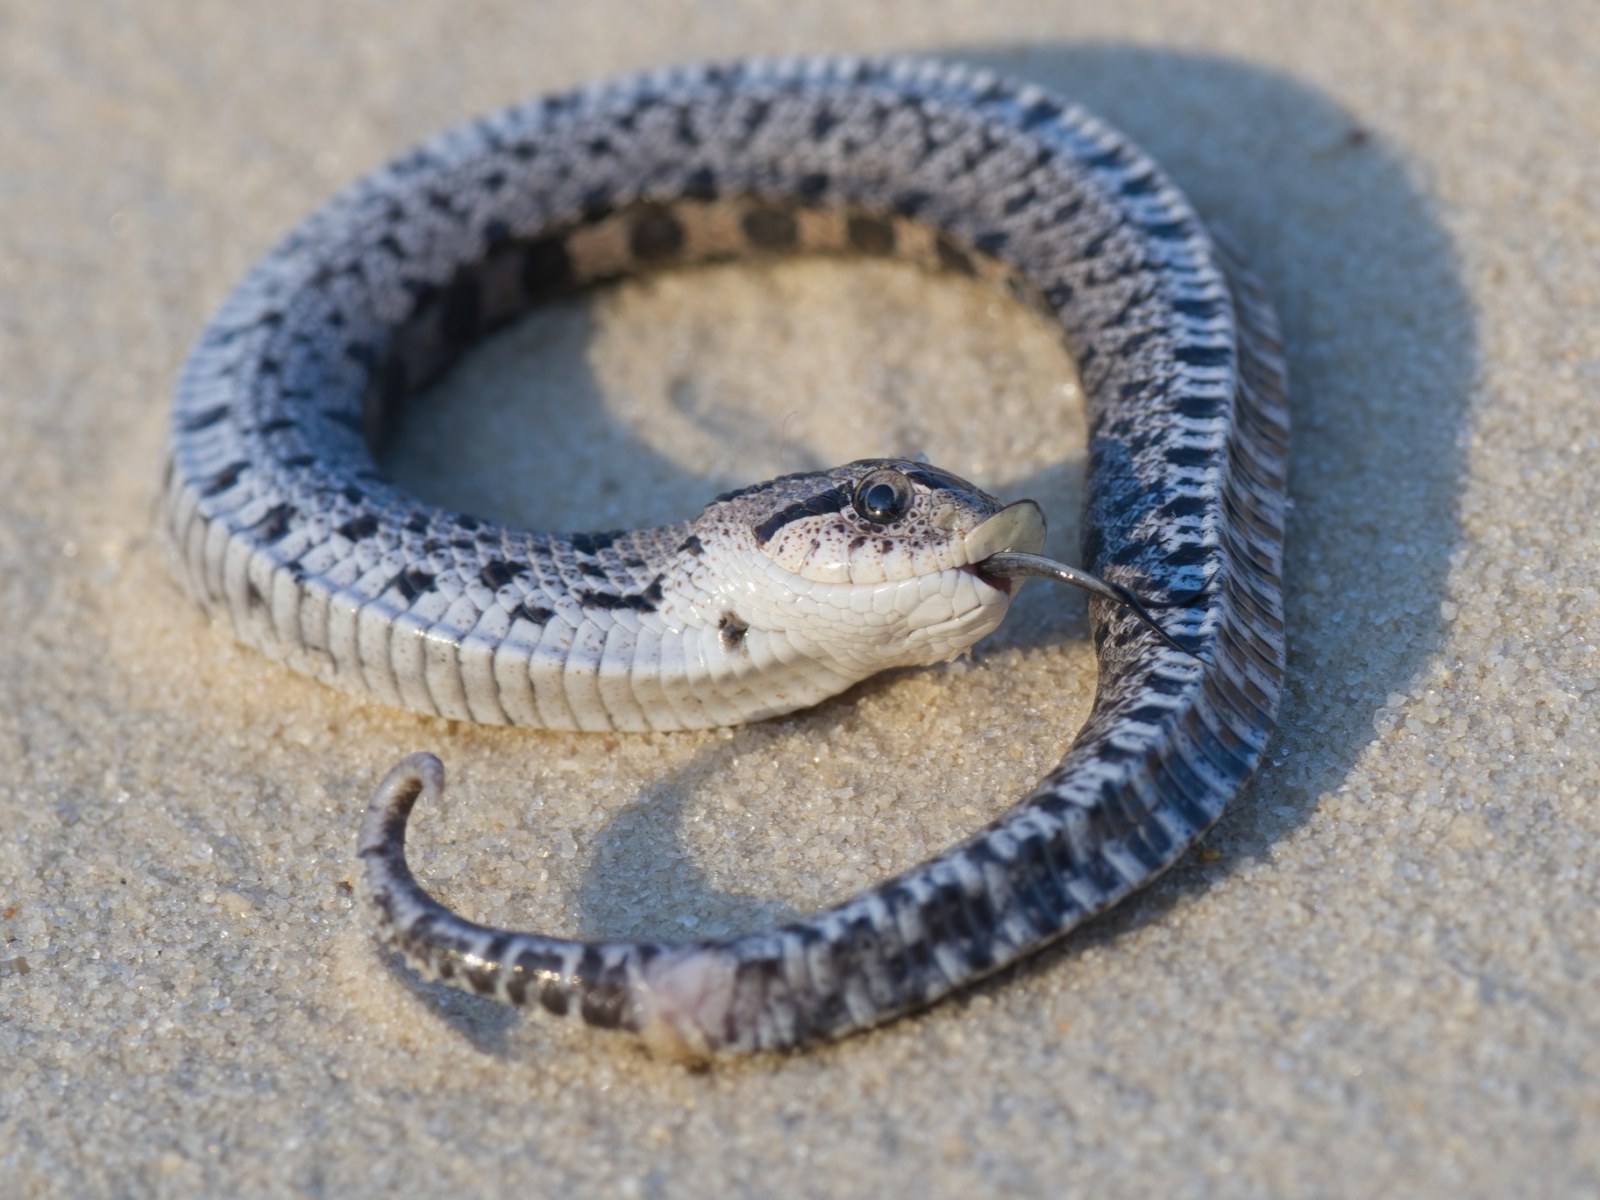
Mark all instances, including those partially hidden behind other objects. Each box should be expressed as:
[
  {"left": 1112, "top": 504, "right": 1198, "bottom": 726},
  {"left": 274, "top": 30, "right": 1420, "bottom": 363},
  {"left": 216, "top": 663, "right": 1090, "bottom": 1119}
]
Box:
[{"left": 2, "top": 2, "right": 1596, "bottom": 1196}]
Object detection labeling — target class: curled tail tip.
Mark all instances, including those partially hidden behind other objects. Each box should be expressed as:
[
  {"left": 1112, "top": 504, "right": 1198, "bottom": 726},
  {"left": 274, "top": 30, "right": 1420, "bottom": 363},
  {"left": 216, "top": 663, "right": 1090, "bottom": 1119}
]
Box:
[
  {"left": 358, "top": 751, "right": 445, "bottom": 859},
  {"left": 391, "top": 750, "right": 446, "bottom": 783}
]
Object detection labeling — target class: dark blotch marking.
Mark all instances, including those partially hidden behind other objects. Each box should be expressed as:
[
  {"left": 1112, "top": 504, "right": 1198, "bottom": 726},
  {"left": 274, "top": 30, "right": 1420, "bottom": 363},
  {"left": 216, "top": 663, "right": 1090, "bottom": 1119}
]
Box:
[
  {"left": 480, "top": 561, "right": 518, "bottom": 590},
  {"left": 503, "top": 970, "right": 528, "bottom": 1007},
  {"left": 796, "top": 172, "right": 830, "bottom": 205},
  {"left": 569, "top": 530, "right": 620, "bottom": 555},
  {"left": 846, "top": 213, "right": 896, "bottom": 255},
  {"left": 248, "top": 503, "right": 295, "bottom": 543},
  {"left": 719, "top": 611, "right": 748, "bottom": 652},
  {"left": 810, "top": 106, "right": 841, "bottom": 139},
  {"left": 972, "top": 230, "right": 1008, "bottom": 256},
  {"left": 740, "top": 97, "right": 772, "bottom": 139},
  {"left": 1144, "top": 220, "right": 1193, "bottom": 242},
  {"left": 1176, "top": 393, "right": 1220, "bottom": 419},
  {"left": 464, "top": 962, "right": 499, "bottom": 997},
  {"left": 678, "top": 533, "right": 705, "bottom": 556},
  {"left": 1176, "top": 344, "right": 1231, "bottom": 368},
  {"left": 202, "top": 461, "right": 249, "bottom": 497},
  {"left": 580, "top": 977, "right": 630, "bottom": 1029},
  {"left": 392, "top": 568, "right": 435, "bottom": 603},
  {"left": 1165, "top": 445, "right": 1214, "bottom": 469},
  {"left": 580, "top": 582, "right": 661, "bottom": 613},
  {"left": 538, "top": 984, "right": 569, "bottom": 1017},
  {"left": 180, "top": 406, "right": 229, "bottom": 433},
  {"left": 509, "top": 601, "right": 554, "bottom": 626},
  {"left": 1002, "top": 186, "right": 1037, "bottom": 216},
  {"left": 684, "top": 166, "right": 719, "bottom": 201},
  {"left": 752, "top": 485, "right": 851, "bottom": 547},
  {"left": 892, "top": 190, "right": 931, "bottom": 217},
  {"left": 674, "top": 106, "right": 699, "bottom": 149},
  {"left": 1173, "top": 297, "right": 1225, "bottom": 320},
  {"left": 1020, "top": 97, "right": 1063, "bottom": 129},
  {"left": 1121, "top": 171, "right": 1159, "bottom": 197},
  {"left": 628, "top": 205, "right": 685, "bottom": 261},
  {"left": 337, "top": 514, "right": 380, "bottom": 542},
  {"left": 246, "top": 580, "right": 267, "bottom": 612},
  {"left": 574, "top": 947, "right": 623, "bottom": 1029},
  {"left": 742, "top": 206, "right": 798, "bottom": 250},
  {"left": 482, "top": 934, "right": 513, "bottom": 972},
  {"left": 476, "top": 214, "right": 510, "bottom": 247},
  {"left": 1052, "top": 197, "right": 1086, "bottom": 225},
  {"left": 1045, "top": 282, "right": 1075, "bottom": 312},
  {"left": 1107, "top": 532, "right": 1159, "bottom": 568},
  {"left": 1164, "top": 543, "right": 1213, "bottom": 567},
  {"left": 1125, "top": 704, "right": 1173, "bottom": 726},
  {"left": 1118, "top": 328, "right": 1159, "bottom": 356}
]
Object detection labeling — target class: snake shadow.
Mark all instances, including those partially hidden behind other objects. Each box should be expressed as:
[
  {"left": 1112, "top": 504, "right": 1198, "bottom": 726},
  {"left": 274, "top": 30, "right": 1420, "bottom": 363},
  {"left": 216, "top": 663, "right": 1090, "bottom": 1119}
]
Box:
[
  {"left": 929, "top": 41, "right": 1477, "bottom": 986},
  {"left": 383, "top": 43, "right": 1474, "bottom": 1044},
  {"left": 579, "top": 42, "right": 1474, "bottom": 1017}
]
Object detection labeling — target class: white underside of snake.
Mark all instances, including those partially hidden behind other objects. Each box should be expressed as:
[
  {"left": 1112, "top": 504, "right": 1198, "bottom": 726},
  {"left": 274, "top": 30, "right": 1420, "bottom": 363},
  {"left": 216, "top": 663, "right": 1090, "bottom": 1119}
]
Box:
[{"left": 164, "top": 56, "right": 1288, "bottom": 1060}]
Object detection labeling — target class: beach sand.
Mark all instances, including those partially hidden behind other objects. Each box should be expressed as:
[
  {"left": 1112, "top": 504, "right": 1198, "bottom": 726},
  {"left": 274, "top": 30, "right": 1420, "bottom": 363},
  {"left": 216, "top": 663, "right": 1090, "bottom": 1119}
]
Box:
[{"left": 3, "top": 2, "right": 1596, "bottom": 1195}]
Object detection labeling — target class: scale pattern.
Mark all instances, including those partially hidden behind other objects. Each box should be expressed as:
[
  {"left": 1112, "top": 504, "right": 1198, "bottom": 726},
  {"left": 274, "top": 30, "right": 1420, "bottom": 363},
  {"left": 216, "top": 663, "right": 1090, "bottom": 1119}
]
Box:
[{"left": 166, "top": 57, "right": 1289, "bottom": 1057}]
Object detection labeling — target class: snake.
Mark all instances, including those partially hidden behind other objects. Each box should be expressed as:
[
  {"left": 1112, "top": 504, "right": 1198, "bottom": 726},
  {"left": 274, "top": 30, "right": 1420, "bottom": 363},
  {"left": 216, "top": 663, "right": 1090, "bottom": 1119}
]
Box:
[{"left": 163, "top": 56, "right": 1288, "bottom": 1060}]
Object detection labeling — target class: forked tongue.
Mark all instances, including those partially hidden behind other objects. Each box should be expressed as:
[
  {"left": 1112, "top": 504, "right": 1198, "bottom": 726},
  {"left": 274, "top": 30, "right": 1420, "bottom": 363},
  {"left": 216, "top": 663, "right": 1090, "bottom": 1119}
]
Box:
[{"left": 966, "top": 501, "right": 1200, "bottom": 660}]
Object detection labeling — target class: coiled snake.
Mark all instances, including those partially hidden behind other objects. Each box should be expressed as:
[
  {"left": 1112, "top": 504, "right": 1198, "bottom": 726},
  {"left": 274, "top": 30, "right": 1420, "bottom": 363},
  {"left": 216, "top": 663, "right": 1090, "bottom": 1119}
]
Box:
[{"left": 164, "top": 57, "right": 1288, "bottom": 1059}]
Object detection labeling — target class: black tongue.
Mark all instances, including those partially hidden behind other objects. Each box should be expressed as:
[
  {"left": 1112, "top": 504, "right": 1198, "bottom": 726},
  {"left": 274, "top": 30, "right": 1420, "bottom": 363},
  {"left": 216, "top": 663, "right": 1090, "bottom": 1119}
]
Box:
[{"left": 980, "top": 552, "right": 1201, "bottom": 660}]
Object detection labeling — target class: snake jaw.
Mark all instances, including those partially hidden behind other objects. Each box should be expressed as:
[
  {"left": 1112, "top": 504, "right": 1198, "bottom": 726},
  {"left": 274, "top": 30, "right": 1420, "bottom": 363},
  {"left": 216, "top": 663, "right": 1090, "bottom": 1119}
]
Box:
[{"left": 962, "top": 500, "right": 1048, "bottom": 593}]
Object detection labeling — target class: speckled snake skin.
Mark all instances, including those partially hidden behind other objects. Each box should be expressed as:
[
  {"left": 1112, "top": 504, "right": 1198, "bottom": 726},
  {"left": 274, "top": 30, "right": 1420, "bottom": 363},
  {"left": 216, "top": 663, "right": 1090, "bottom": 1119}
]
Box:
[{"left": 165, "top": 57, "right": 1288, "bottom": 1058}]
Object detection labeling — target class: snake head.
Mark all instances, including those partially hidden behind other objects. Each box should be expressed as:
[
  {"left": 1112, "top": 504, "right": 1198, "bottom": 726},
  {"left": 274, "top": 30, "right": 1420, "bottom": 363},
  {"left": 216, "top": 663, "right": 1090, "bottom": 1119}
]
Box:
[{"left": 686, "top": 458, "right": 1046, "bottom": 675}]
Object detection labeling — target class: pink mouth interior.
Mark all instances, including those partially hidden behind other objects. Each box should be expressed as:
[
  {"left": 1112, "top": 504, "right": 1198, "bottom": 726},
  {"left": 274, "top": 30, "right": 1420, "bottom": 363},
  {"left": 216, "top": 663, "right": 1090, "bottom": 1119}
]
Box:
[{"left": 962, "top": 562, "right": 1016, "bottom": 596}]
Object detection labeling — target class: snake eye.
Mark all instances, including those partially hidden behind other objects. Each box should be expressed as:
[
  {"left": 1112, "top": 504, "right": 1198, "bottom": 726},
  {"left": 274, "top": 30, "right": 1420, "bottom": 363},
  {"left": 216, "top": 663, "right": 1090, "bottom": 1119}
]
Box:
[{"left": 852, "top": 469, "right": 915, "bottom": 525}]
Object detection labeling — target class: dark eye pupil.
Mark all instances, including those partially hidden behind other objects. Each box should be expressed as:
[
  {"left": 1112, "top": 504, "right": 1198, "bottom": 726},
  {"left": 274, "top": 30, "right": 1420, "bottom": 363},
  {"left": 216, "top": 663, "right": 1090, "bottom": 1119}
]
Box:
[
  {"left": 853, "top": 470, "right": 913, "bottom": 525},
  {"left": 864, "top": 483, "right": 899, "bottom": 517}
]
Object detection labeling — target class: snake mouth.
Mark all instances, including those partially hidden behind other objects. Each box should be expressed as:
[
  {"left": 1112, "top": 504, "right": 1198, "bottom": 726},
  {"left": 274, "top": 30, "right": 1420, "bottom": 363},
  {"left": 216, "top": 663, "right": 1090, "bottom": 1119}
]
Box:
[{"left": 963, "top": 500, "right": 1047, "bottom": 594}]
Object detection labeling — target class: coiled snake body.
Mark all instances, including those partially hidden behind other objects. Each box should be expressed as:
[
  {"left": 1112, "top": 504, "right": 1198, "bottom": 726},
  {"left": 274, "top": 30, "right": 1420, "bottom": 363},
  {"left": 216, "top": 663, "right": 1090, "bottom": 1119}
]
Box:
[{"left": 165, "top": 57, "right": 1288, "bottom": 1059}]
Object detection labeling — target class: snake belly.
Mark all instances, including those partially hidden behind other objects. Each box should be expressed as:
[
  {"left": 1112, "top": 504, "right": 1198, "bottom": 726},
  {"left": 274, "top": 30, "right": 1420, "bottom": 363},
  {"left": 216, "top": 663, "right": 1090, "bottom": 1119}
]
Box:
[{"left": 164, "top": 57, "right": 1288, "bottom": 1057}]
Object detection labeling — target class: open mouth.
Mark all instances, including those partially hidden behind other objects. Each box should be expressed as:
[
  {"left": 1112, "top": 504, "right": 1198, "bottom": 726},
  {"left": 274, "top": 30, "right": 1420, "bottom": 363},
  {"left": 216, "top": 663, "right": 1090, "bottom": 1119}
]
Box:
[
  {"left": 961, "top": 560, "right": 1019, "bottom": 594},
  {"left": 960, "top": 499, "right": 1199, "bottom": 657},
  {"left": 962, "top": 499, "right": 1047, "bottom": 595}
]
